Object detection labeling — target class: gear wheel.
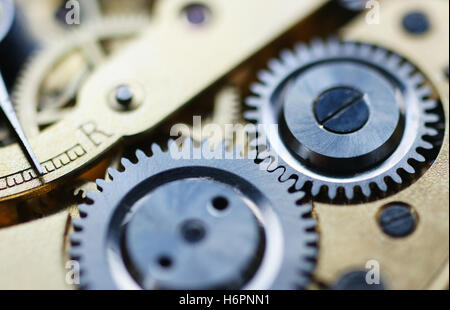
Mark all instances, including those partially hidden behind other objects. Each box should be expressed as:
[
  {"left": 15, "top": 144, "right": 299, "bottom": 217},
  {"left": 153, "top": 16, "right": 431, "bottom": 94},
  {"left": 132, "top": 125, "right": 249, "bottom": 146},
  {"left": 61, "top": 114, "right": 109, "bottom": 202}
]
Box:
[
  {"left": 70, "top": 140, "right": 317, "bottom": 290},
  {"left": 245, "top": 39, "right": 441, "bottom": 201},
  {"left": 13, "top": 15, "right": 150, "bottom": 137}
]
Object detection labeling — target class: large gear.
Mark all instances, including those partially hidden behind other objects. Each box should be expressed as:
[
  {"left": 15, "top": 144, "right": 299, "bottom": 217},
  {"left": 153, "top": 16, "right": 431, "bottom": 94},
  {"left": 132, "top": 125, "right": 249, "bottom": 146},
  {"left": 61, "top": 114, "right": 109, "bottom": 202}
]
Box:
[
  {"left": 13, "top": 15, "right": 150, "bottom": 137},
  {"left": 70, "top": 140, "right": 318, "bottom": 290},
  {"left": 245, "top": 39, "right": 442, "bottom": 202}
]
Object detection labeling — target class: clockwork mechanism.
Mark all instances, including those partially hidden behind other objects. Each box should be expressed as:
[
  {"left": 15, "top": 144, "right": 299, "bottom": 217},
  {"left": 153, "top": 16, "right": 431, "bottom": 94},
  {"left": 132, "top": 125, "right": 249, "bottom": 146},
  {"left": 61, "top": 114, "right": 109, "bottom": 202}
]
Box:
[{"left": 0, "top": 0, "right": 448, "bottom": 293}]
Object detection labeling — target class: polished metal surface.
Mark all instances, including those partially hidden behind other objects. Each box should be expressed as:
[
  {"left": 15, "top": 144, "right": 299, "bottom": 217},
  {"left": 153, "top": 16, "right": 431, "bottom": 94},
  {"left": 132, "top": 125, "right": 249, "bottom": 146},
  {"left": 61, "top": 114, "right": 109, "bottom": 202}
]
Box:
[
  {"left": 124, "top": 179, "right": 261, "bottom": 289},
  {"left": 280, "top": 61, "right": 404, "bottom": 175}
]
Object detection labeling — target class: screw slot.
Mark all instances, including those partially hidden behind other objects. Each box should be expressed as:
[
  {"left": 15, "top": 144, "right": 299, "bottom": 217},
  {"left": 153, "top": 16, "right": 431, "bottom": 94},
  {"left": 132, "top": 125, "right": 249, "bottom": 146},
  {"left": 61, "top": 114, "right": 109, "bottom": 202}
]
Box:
[
  {"left": 402, "top": 11, "right": 430, "bottom": 35},
  {"left": 313, "top": 87, "right": 370, "bottom": 134},
  {"left": 378, "top": 202, "right": 417, "bottom": 238}
]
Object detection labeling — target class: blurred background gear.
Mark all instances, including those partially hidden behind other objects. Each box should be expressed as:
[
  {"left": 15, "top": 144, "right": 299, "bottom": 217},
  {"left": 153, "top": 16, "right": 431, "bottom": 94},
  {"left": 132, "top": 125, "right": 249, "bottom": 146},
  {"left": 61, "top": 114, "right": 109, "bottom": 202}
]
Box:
[
  {"left": 0, "top": 0, "right": 36, "bottom": 147},
  {"left": 245, "top": 39, "right": 442, "bottom": 202},
  {"left": 14, "top": 15, "right": 150, "bottom": 137},
  {"left": 70, "top": 141, "right": 317, "bottom": 290},
  {"left": 0, "top": 0, "right": 36, "bottom": 88},
  {"left": 15, "top": 0, "right": 154, "bottom": 42}
]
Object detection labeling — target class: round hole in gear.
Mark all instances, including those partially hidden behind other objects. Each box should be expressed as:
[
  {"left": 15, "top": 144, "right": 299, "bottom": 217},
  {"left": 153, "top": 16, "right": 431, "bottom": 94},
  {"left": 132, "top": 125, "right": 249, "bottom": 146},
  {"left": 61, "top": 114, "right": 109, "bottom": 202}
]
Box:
[{"left": 211, "top": 196, "right": 229, "bottom": 211}]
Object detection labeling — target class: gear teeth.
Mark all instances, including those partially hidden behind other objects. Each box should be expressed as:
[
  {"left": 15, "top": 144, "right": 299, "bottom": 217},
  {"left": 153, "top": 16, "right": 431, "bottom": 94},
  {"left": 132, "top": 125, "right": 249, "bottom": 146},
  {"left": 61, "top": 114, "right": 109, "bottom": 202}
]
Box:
[
  {"left": 343, "top": 186, "right": 354, "bottom": 200},
  {"left": 328, "top": 185, "right": 339, "bottom": 200},
  {"left": 310, "top": 38, "right": 326, "bottom": 57},
  {"left": 361, "top": 184, "right": 371, "bottom": 197},
  {"left": 77, "top": 204, "right": 91, "bottom": 217},
  {"left": 246, "top": 96, "right": 261, "bottom": 108},
  {"left": 72, "top": 218, "right": 85, "bottom": 231},
  {"left": 85, "top": 192, "right": 102, "bottom": 203},
  {"left": 343, "top": 41, "right": 357, "bottom": 56},
  {"left": 399, "top": 62, "right": 415, "bottom": 76},
  {"left": 391, "top": 172, "right": 403, "bottom": 184},
  {"left": 282, "top": 177, "right": 303, "bottom": 195},
  {"left": 268, "top": 58, "right": 286, "bottom": 75},
  {"left": 270, "top": 165, "right": 287, "bottom": 179},
  {"left": 410, "top": 73, "right": 425, "bottom": 86},
  {"left": 149, "top": 144, "right": 162, "bottom": 155},
  {"left": 69, "top": 138, "right": 318, "bottom": 289},
  {"left": 417, "top": 85, "right": 432, "bottom": 98},
  {"left": 120, "top": 158, "right": 133, "bottom": 169},
  {"left": 425, "top": 127, "right": 439, "bottom": 137},
  {"left": 250, "top": 82, "right": 269, "bottom": 96},
  {"left": 299, "top": 204, "right": 313, "bottom": 216},
  {"left": 277, "top": 171, "right": 292, "bottom": 183},
  {"left": 258, "top": 70, "right": 275, "bottom": 85},
  {"left": 107, "top": 168, "right": 121, "bottom": 180},
  {"left": 243, "top": 110, "right": 260, "bottom": 121},
  {"left": 259, "top": 154, "right": 279, "bottom": 172},
  {"left": 402, "top": 164, "right": 416, "bottom": 174},
  {"left": 325, "top": 37, "right": 341, "bottom": 55},
  {"left": 422, "top": 99, "right": 438, "bottom": 110},
  {"left": 311, "top": 183, "right": 321, "bottom": 197},
  {"left": 70, "top": 233, "right": 84, "bottom": 245},
  {"left": 358, "top": 43, "right": 373, "bottom": 58},
  {"left": 424, "top": 113, "right": 440, "bottom": 123},
  {"left": 419, "top": 140, "right": 434, "bottom": 150},
  {"left": 280, "top": 49, "right": 298, "bottom": 67},
  {"left": 302, "top": 218, "right": 317, "bottom": 231},
  {"left": 377, "top": 181, "right": 388, "bottom": 192},
  {"left": 168, "top": 139, "right": 180, "bottom": 153},
  {"left": 411, "top": 152, "right": 426, "bottom": 162},
  {"left": 243, "top": 39, "right": 443, "bottom": 202},
  {"left": 372, "top": 48, "right": 388, "bottom": 63},
  {"left": 387, "top": 53, "right": 402, "bottom": 69},
  {"left": 95, "top": 179, "right": 108, "bottom": 191},
  {"left": 135, "top": 149, "right": 147, "bottom": 162},
  {"left": 294, "top": 43, "right": 311, "bottom": 61}
]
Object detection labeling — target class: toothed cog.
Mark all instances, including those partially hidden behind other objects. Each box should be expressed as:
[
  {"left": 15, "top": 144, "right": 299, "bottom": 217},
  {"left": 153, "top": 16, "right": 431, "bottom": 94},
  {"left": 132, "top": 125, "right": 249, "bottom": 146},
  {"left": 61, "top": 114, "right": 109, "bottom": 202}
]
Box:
[
  {"left": 245, "top": 40, "right": 441, "bottom": 201},
  {"left": 70, "top": 140, "right": 318, "bottom": 290}
]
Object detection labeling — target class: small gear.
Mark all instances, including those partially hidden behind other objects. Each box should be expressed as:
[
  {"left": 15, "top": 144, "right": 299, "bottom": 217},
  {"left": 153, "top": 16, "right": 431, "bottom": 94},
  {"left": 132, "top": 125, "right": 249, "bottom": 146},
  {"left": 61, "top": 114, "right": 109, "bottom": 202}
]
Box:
[
  {"left": 245, "top": 39, "right": 441, "bottom": 201},
  {"left": 13, "top": 15, "right": 150, "bottom": 137},
  {"left": 70, "top": 140, "right": 317, "bottom": 290}
]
